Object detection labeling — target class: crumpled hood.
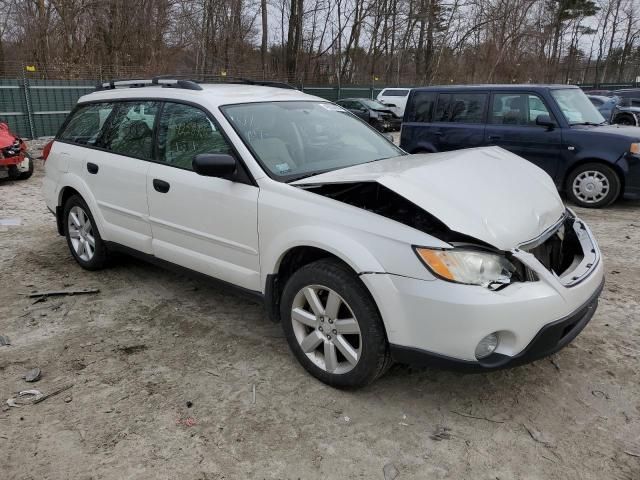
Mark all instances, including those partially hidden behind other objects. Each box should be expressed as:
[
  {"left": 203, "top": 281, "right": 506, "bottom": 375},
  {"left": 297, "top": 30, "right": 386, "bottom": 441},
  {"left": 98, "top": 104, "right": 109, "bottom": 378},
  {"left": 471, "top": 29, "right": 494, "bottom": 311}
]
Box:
[
  {"left": 293, "top": 146, "right": 565, "bottom": 250},
  {"left": 0, "top": 122, "right": 18, "bottom": 149}
]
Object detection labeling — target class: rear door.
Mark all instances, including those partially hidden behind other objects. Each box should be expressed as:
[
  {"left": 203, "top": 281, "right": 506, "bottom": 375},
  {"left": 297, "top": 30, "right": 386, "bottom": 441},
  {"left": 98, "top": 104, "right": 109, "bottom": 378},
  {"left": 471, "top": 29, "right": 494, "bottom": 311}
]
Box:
[
  {"left": 81, "top": 100, "right": 159, "bottom": 253},
  {"left": 430, "top": 91, "right": 488, "bottom": 151},
  {"left": 146, "top": 101, "right": 260, "bottom": 291},
  {"left": 484, "top": 92, "right": 562, "bottom": 179}
]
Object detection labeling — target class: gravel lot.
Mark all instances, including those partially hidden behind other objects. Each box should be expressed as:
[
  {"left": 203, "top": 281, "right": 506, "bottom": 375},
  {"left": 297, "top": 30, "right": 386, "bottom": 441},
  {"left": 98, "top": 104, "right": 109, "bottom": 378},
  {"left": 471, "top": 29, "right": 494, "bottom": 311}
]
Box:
[{"left": 1, "top": 143, "right": 639, "bottom": 479}]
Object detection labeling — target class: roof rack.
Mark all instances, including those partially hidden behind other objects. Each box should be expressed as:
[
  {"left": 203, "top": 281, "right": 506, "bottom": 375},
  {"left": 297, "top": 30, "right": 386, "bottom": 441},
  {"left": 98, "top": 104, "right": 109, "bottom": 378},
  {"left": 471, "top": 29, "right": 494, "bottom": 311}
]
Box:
[
  {"left": 224, "top": 78, "right": 297, "bottom": 90},
  {"left": 96, "top": 77, "right": 203, "bottom": 91}
]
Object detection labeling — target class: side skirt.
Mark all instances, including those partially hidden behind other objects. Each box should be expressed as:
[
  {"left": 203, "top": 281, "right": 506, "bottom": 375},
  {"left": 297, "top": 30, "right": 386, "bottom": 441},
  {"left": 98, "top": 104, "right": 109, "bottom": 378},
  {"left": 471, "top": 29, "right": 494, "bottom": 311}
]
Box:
[{"left": 104, "top": 241, "right": 265, "bottom": 305}]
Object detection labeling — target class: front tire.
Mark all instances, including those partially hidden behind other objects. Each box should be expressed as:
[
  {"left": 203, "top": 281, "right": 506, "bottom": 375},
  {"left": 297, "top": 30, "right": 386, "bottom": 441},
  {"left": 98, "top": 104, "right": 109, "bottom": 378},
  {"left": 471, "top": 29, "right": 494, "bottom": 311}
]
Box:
[
  {"left": 280, "top": 259, "right": 391, "bottom": 388},
  {"left": 566, "top": 163, "right": 621, "bottom": 208},
  {"left": 63, "top": 195, "right": 109, "bottom": 270}
]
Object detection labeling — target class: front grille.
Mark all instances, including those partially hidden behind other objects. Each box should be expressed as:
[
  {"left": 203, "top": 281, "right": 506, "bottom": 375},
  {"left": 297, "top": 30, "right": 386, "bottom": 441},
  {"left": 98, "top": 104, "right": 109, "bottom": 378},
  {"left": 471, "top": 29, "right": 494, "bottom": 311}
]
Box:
[{"left": 525, "top": 217, "right": 583, "bottom": 277}]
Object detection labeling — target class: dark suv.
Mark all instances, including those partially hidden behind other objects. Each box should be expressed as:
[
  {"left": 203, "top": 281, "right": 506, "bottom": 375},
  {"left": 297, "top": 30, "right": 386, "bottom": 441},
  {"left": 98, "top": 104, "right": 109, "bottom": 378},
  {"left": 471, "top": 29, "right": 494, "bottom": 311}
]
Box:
[{"left": 400, "top": 84, "right": 640, "bottom": 208}]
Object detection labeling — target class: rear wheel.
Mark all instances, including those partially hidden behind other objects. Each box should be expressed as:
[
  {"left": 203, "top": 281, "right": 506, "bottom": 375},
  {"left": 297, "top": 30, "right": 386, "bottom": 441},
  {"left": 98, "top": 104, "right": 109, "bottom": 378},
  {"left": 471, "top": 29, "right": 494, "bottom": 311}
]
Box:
[
  {"left": 63, "top": 195, "right": 109, "bottom": 270},
  {"left": 280, "top": 259, "right": 391, "bottom": 388},
  {"left": 566, "top": 162, "right": 621, "bottom": 208}
]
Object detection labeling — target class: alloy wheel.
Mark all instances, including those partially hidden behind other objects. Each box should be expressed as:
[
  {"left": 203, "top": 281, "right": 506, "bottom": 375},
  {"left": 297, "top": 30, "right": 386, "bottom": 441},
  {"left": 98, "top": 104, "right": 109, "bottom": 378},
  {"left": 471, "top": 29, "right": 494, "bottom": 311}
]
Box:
[
  {"left": 67, "top": 206, "right": 96, "bottom": 261},
  {"left": 290, "top": 285, "right": 362, "bottom": 374}
]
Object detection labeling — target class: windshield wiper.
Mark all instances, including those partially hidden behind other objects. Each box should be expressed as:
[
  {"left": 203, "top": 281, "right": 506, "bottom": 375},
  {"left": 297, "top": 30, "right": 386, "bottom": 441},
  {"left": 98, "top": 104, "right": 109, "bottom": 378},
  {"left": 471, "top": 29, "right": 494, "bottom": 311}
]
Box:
[{"left": 571, "top": 121, "right": 606, "bottom": 126}]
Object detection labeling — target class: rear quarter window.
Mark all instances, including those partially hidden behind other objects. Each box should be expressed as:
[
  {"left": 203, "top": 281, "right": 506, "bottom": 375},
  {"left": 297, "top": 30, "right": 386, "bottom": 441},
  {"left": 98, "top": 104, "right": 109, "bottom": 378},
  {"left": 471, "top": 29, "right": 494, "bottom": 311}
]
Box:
[
  {"left": 59, "top": 103, "right": 114, "bottom": 146},
  {"left": 406, "top": 92, "right": 436, "bottom": 122},
  {"left": 434, "top": 93, "right": 487, "bottom": 123}
]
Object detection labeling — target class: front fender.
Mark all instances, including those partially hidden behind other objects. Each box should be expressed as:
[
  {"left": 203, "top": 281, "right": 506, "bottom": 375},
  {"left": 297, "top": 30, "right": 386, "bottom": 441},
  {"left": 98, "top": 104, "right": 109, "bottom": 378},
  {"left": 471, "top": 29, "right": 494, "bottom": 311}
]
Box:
[{"left": 261, "top": 225, "right": 386, "bottom": 289}]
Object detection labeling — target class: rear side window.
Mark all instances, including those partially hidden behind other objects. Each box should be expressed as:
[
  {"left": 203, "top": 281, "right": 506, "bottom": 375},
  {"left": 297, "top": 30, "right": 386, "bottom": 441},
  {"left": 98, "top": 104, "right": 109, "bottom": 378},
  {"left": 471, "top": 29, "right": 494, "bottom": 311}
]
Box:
[
  {"left": 490, "top": 93, "right": 551, "bottom": 125},
  {"left": 157, "top": 102, "right": 232, "bottom": 171},
  {"left": 434, "top": 93, "right": 487, "bottom": 123},
  {"left": 406, "top": 92, "right": 436, "bottom": 122},
  {"left": 381, "top": 89, "right": 410, "bottom": 97},
  {"left": 59, "top": 103, "right": 114, "bottom": 146},
  {"left": 99, "top": 101, "right": 159, "bottom": 159}
]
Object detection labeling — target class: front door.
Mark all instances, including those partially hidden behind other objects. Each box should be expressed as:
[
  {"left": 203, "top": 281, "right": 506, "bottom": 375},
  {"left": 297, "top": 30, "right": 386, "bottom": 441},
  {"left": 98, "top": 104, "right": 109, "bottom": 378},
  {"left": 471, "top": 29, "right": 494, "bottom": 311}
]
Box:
[
  {"left": 484, "top": 92, "right": 562, "bottom": 179},
  {"left": 146, "top": 102, "right": 261, "bottom": 291}
]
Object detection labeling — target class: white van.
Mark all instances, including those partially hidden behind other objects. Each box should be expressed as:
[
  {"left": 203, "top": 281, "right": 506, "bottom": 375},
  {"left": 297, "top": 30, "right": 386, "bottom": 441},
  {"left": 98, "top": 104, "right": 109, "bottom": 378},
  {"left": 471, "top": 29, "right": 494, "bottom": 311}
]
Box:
[{"left": 376, "top": 88, "right": 412, "bottom": 117}]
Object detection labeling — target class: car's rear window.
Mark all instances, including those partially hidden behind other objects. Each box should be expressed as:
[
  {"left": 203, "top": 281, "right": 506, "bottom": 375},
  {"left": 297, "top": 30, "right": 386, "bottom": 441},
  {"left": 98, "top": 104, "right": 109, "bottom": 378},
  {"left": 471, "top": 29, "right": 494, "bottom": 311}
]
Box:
[{"left": 381, "top": 89, "right": 410, "bottom": 97}]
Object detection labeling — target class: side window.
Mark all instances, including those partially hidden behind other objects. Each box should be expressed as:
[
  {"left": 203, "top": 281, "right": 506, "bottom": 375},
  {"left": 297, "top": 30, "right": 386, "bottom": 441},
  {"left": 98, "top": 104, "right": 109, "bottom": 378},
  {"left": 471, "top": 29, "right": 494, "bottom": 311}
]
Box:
[
  {"left": 99, "top": 101, "right": 159, "bottom": 159},
  {"left": 433, "top": 93, "right": 487, "bottom": 123},
  {"left": 490, "top": 93, "right": 551, "bottom": 126},
  {"left": 157, "top": 102, "right": 232, "bottom": 170},
  {"left": 407, "top": 92, "right": 436, "bottom": 122},
  {"left": 59, "top": 103, "right": 114, "bottom": 146}
]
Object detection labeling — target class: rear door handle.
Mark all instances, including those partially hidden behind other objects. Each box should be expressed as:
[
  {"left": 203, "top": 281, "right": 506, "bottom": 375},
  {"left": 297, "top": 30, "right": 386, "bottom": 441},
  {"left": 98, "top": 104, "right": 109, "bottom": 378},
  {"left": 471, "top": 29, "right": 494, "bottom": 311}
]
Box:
[
  {"left": 488, "top": 135, "right": 502, "bottom": 141},
  {"left": 434, "top": 131, "right": 444, "bottom": 136},
  {"left": 153, "top": 179, "right": 170, "bottom": 193},
  {"left": 86, "top": 162, "right": 99, "bottom": 174}
]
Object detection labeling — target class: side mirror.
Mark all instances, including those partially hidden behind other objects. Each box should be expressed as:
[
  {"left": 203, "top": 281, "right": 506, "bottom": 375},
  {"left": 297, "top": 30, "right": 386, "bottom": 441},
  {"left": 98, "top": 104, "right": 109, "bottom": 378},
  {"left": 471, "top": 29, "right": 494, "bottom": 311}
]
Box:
[
  {"left": 192, "top": 153, "right": 237, "bottom": 178},
  {"left": 536, "top": 114, "right": 556, "bottom": 129}
]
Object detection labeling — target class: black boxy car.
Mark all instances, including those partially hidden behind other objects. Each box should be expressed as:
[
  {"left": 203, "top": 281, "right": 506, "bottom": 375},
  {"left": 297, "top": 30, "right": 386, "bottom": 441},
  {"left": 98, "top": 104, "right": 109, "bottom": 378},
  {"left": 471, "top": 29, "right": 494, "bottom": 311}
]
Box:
[{"left": 400, "top": 84, "right": 640, "bottom": 208}]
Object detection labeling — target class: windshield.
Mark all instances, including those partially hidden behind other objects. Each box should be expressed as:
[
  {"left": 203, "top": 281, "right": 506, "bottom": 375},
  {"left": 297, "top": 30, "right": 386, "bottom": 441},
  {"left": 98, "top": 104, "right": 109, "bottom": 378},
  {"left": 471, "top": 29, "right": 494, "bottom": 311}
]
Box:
[
  {"left": 551, "top": 89, "right": 605, "bottom": 125},
  {"left": 222, "top": 101, "right": 403, "bottom": 181}
]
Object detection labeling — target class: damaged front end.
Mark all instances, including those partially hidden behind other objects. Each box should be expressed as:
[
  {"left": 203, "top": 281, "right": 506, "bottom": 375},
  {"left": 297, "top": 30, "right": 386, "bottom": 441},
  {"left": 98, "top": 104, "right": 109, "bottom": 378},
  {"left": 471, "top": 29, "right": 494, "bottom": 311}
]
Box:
[
  {"left": 0, "top": 122, "right": 29, "bottom": 180},
  {"left": 299, "top": 180, "right": 592, "bottom": 291}
]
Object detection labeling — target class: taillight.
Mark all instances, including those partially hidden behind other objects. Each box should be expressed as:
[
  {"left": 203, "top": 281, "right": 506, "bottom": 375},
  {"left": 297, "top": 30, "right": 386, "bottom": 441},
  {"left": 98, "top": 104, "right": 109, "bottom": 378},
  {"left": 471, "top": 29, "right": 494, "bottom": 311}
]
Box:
[{"left": 42, "top": 140, "right": 53, "bottom": 161}]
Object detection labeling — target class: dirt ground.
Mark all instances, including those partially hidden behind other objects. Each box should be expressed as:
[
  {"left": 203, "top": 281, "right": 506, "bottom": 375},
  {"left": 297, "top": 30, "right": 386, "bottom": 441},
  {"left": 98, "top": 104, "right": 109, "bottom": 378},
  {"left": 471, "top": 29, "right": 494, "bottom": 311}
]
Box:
[{"left": 1, "top": 141, "right": 639, "bottom": 480}]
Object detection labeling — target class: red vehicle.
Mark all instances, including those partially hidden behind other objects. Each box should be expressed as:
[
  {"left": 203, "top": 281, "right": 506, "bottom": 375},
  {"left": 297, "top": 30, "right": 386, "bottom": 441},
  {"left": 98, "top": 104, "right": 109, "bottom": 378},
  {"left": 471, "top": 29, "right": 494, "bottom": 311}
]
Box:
[{"left": 0, "top": 122, "right": 33, "bottom": 180}]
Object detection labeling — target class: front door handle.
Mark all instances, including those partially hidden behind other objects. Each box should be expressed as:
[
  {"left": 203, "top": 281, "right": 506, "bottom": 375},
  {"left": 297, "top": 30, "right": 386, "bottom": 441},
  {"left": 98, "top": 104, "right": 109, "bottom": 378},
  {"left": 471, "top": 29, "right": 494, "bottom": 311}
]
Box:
[
  {"left": 488, "top": 135, "right": 502, "bottom": 141},
  {"left": 87, "top": 162, "right": 99, "bottom": 174},
  {"left": 153, "top": 179, "right": 170, "bottom": 193},
  {"left": 434, "top": 131, "right": 444, "bottom": 136}
]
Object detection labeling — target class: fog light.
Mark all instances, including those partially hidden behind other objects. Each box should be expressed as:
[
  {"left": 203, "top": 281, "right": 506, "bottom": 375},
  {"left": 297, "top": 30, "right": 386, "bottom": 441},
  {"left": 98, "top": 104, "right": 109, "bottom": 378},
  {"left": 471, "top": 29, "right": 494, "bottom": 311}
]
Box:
[{"left": 475, "top": 333, "right": 499, "bottom": 359}]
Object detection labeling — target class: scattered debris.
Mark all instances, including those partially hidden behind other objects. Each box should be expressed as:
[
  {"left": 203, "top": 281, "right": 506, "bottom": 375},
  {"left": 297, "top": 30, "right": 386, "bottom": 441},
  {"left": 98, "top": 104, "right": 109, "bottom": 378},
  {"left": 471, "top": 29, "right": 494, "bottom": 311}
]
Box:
[
  {"left": 27, "top": 288, "right": 99, "bottom": 299},
  {"left": 430, "top": 425, "right": 451, "bottom": 441},
  {"left": 117, "top": 344, "right": 147, "bottom": 355},
  {"left": 176, "top": 417, "right": 197, "bottom": 427},
  {"left": 383, "top": 462, "right": 399, "bottom": 480},
  {"left": 610, "top": 270, "right": 620, "bottom": 275},
  {"left": 344, "top": 416, "right": 351, "bottom": 423},
  {"left": 32, "top": 384, "right": 73, "bottom": 404},
  {"left": 624, "top": 450, "right": 640, "bottom": 458},
  {"left": 592, "top": 390, "right": 610, "bottom": 400},
  {"left": 0, "top": 335, "right": 10, "bottom": 346},
  {"left": 549, "top": 357, "right": 561, "bottom": 371},
  {"left": 6, "top": 398, "right": 19, "bottom": 408},
  {"left": 64, "top": 396, "right": 72, "bottom": 403},
  {"left": 0, "top": 218, "right": 22, "bottom": 226},
  {"left": 22, "top": 368, "right": 41, "bottom": 382},
  {"left": 251, "top": 384, "right": 256, "bottom": 404},
  {"left": 206, "top": 370, "right": 220, "bottom": 377},
  {"left": 186, "top": 401, "right": 193, "bottom": 408},
  {"left": 522, "top": 423, "right": 554, "bottom": 448},
  {"left": 450, "top": 410, "right": 504, "bottom": 423}
]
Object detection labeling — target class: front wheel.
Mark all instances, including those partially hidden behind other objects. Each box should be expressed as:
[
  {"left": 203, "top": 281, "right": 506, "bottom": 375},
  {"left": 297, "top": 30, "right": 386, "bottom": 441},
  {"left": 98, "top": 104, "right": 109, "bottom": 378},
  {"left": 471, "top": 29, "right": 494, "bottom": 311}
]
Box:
[
  {"left": 566, "top": 163, "right": 621, "bottom": 208},
  {"left": 280, "top": 259, "right": 391, "bottom": 388}
]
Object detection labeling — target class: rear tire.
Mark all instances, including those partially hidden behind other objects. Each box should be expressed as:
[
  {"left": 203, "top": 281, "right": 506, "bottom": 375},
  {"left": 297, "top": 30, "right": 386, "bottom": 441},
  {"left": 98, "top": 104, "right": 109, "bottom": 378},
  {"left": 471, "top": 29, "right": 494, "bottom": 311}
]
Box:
[
  {"left": 566, "top": 162, "right": 621, "bottom": 208},
  {"left": 280, "top": 259, "right": 391, "bottom": 388},
  {"left": 63, "top": 195, "right": 109, "bottom": 270}
]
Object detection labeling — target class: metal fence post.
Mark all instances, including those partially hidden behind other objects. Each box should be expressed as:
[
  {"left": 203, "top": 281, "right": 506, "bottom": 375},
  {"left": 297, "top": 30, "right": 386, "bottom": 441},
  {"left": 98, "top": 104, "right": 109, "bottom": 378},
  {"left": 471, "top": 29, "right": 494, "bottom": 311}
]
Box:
[{"left": 21, "top": 62, "right": 36, "bottom": 139}]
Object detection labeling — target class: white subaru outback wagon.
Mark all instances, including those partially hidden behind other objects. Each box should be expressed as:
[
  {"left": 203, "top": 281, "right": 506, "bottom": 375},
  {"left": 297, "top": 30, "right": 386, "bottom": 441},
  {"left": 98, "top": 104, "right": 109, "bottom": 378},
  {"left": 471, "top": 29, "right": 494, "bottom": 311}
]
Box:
[{"left": 43, "top": 78, "right": 605, "bottom": 388}]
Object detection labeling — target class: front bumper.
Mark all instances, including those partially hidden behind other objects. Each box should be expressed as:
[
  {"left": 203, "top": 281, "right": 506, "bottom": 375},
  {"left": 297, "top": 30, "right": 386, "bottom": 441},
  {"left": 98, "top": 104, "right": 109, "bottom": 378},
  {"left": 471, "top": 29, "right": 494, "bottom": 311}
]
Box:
[
  {"left": 389, "top": 277, "right": 603, "bottom": 371},
  {"left": 360, "top": 215, "right": 605, "bottom": 369}
]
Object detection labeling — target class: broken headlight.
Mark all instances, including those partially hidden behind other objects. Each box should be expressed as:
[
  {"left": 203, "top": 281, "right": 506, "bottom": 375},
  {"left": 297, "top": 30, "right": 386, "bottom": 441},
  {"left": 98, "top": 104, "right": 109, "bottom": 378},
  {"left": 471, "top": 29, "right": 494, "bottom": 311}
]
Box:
[{"left": 414, "top": 247, "right": 516, "bottom": 288}]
